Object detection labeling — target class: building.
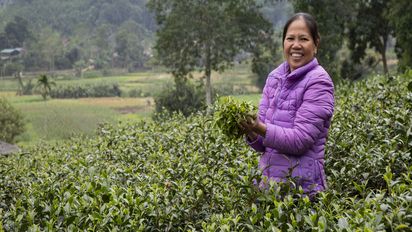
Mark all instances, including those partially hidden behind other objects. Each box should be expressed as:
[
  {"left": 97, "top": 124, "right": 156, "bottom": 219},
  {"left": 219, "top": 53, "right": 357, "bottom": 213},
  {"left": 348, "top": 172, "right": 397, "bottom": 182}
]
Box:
[{"left": 0, "top": 48, "right": 25, "bottom": 60}]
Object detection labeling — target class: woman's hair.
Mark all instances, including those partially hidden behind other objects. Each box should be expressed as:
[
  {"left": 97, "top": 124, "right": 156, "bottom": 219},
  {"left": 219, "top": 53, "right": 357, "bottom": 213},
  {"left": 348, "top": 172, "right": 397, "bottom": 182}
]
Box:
[{"left": 282, "top": 12, "right": 320, "bottom": 47}]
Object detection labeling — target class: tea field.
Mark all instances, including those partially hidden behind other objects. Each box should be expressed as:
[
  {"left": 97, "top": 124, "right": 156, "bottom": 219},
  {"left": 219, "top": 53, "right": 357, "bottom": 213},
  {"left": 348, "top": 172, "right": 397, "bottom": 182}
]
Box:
[{"left": 0, "top": 72, "right": 411, "bottom": 231}]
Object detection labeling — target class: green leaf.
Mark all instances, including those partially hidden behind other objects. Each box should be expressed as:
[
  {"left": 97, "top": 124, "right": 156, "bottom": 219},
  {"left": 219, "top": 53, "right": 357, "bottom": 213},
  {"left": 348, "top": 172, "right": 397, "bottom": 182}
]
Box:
[{"left": 407, "top": 81, "right": 412, "bottom": 92}]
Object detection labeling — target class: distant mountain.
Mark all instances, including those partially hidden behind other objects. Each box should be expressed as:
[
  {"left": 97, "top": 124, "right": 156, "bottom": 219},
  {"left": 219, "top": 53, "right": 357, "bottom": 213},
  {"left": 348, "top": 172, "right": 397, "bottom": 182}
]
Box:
[
  {"left": 0, "top": 0, "right": 158, "bottom": 71},
  {"left": 0, "top": 0, "right": 292, "bottom": 72},
  {"left": 0, "top": 0, "right": 156, "bottom": 36},
  {"left": 0, "top": 0, "right": 14, "bottom": 7}
]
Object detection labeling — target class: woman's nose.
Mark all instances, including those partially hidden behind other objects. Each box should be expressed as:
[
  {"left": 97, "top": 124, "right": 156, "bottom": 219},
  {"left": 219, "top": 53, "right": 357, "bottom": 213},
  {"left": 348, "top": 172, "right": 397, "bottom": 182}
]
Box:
[{"left": 291, "top": 40, "right": 301, "bottom": 48}]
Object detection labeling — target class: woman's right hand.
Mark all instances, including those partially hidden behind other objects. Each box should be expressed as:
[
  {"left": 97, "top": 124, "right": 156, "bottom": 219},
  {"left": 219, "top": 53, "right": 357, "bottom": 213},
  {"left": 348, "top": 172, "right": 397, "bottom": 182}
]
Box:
[{"left": 239, "top": 116, "right": 259, "bottom": 141}]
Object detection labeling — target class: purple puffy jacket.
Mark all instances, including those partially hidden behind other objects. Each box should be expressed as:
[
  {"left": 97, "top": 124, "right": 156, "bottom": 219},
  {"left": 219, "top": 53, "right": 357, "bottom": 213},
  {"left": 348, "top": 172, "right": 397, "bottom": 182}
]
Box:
[{"left": 247, "top": 58, "right": 334, "bottom": 194}]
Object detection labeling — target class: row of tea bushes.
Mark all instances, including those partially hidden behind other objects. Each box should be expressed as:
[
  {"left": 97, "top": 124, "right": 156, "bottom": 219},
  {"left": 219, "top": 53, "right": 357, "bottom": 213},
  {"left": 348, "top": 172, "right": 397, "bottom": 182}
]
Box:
[{"left": 0, "top": 73, "right": 411, "bottom": 231}]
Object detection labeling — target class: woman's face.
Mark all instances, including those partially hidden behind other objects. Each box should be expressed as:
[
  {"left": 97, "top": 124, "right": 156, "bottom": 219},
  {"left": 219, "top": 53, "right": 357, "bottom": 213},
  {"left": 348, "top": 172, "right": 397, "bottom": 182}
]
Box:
[{"left": 283, "top": 18, "right": 317, "bottom": 72}]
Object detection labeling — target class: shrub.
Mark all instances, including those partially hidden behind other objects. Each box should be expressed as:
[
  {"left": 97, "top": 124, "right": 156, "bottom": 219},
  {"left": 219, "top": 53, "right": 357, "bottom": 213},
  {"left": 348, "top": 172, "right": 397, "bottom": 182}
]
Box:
[
  {"left": 154, "top": 80, "right": 206, "bottom": 117},
  {"left": 49, "top": 83, "right": 121, "bottom": 98},
  {"left": 0, "top": 98, "right": 25, "bottom": 143},
  {"left": 127, "top": 88, "right": 151, "bottom": 98}
]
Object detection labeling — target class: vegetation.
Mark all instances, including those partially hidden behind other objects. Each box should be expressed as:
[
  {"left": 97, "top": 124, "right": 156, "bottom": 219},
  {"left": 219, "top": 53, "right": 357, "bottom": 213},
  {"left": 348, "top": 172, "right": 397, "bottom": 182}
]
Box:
[
  {"left": 6, "top": 96, "right": 153, "bottom": 146},
  {"left": 0, "top": 0, "right": 155, "bottom": 73},
  {"left": 293, "top": 0, "right": 412, "bottom": 79},
  {"left": 213, "top": 96, "right": 257, "bottom": 140},
  {"left": 49, "top": 83, "right": 121, "bottom": 99},
  {"left": 147, "top": 0, "right": 273, "bottom": 105},
  {"left": 1, "top": 72, "right": 411, "bottom": 230},
  {"left": 36, "top": 74, "right": 55, "bottom": 100},
  {"left": 0, "top": 1, "right": 411, "bottom": 229},
  {"left": 388, "top": 0, "right": 412, "bottom": 72},
  {"left": 0, "top": 97, "right": 24, "bottom": 143},
  {"left": 154, "top": 79, "right": 206, "bottom": 118}
]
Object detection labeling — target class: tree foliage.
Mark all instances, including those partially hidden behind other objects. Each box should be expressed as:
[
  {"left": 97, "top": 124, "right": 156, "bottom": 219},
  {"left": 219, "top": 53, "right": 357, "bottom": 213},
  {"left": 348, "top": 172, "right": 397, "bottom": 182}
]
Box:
[
  {"left": 147, "top": 0, "right": 273, "bottom": 105},
  {"left": 1, "top": 16, "right": 32, "bottom": 48},
  {"left": 36, "top": 74, "right": 56, "bottom": 100},
  {"left": 292, "top": 0, "right": 352, "bottom": 79},
  {"left": 0, "top": 0, "right": 155, "bottom": 72},
  {"left": 347, "top": 0, "right": 392, "bottom": 75},
  {"left": 388, "top": 0, "right": 412, "bottom": 71},
  {"left": 0, "top": 97, "right": 25, "bottom": 143}
]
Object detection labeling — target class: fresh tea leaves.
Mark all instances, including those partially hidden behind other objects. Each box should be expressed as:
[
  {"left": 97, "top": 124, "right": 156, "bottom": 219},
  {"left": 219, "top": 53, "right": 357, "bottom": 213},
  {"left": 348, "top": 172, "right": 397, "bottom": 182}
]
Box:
[{"left": 213, "top": 96, "right": 257, "bottom": 140}]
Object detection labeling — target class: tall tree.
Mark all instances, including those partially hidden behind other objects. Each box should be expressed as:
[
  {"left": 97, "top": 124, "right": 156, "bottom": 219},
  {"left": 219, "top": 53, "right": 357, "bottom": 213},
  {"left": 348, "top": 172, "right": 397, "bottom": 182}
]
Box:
[
  {"left": 348, "top": 0, "right": 392, "bottom": 75},
  {"left": 293, "top": 0, "right": 352, "bottom": 79},
  {"left": 147, "top": 0, "right": 273, "bottom": 106},
  {"left": 388, "top": 0, "right": 412, "bottom": 71},
  {"left": 115, "top": 21, "right": 146, "bottom": 72}
]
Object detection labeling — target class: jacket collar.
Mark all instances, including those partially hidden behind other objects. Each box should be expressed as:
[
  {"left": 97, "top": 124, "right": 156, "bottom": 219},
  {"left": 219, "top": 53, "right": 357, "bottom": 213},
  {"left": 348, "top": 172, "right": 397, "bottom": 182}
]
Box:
[{"left": 282, "top": 58, "right": 319, "bottom": 80}]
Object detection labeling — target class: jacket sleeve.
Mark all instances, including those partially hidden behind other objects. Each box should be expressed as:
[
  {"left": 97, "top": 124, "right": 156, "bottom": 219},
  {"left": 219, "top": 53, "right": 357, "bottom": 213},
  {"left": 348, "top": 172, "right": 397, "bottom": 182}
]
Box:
[{"left": 262, "top": 74, "right": 334, "bottom": 155}]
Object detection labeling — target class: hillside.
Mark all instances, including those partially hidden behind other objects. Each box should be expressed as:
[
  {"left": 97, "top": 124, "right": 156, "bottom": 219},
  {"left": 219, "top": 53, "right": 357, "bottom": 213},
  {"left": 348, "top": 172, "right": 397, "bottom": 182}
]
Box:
[
  {"left": 0, "top": 0, "right": 293, "bottom": 74},
  {"left": 0, "top": 0, "right": 157, "bottom": 73},
  {"left": 0, "top": 0, "right": 156, "bottom": 34}
]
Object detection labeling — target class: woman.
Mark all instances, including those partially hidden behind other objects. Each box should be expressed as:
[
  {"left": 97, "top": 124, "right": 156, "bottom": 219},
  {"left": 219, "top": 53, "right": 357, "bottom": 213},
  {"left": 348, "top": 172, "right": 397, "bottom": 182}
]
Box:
[{"left": 241, "top": 12, "right": 334, "bottom": 196}]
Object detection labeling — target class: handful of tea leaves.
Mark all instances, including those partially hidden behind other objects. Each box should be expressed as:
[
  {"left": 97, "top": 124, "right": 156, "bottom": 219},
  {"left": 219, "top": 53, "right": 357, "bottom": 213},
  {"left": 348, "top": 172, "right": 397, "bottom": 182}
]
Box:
[{"left": 213, "top": 96, "right": 257, "bottom": 140}]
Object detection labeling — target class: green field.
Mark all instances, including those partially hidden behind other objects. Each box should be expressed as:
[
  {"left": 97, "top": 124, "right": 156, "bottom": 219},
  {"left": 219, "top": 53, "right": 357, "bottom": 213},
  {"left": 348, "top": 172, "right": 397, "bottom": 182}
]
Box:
[{"left": 0, "top": 64, "right": 258, "bottom": 146}]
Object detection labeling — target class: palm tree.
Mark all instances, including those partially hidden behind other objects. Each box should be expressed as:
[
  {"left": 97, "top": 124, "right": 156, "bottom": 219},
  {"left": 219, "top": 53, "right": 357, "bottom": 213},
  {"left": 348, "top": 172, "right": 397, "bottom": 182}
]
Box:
[{"left": 36, "top": 74, "right": 56, "bottom": 100}]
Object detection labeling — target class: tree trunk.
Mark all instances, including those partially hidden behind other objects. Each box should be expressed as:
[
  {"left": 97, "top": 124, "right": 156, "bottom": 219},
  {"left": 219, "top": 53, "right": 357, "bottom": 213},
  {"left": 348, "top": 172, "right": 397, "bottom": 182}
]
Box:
[
  {"left": 205, "top": 45, "right": 212, "bottom": 107},
  {"left": 15, "top": 72, "right": 24, "bottom": 96},
  {"left": 381, "top": 36, "right": 388, "bottom": 75}
]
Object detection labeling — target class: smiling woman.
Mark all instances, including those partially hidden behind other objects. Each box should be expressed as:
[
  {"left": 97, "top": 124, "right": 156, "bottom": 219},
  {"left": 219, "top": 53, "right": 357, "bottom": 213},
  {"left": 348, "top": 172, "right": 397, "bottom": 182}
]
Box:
[
  {"left": 283, "top": 16, "right": 319, "bottom": 72},
  {"left": 239, "top": 12, "right": 334, "bottom": 198}
]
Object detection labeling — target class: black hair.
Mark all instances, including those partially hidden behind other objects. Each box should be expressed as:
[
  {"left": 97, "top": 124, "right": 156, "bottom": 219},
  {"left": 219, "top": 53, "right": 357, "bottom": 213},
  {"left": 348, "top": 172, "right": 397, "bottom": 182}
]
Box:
[{"left": 282, "top": 12, "right": 320, "bottom": 47}]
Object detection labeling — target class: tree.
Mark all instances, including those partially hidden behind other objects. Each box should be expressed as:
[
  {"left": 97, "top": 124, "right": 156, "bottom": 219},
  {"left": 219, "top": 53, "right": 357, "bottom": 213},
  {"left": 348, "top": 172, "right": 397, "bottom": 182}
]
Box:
[
  {"left": 347, "top": 0, "right": 392, "bottom": 75},
  {"left": 293, "top": 0, "right": 352, "bottom": 79},
  {"left": 93, "top": 24, "right": 112, "bottom": 69},
  {"left": 388, "top": 0, "right": 412, "bottom": 71},
  {"left": 115, "top": 25, "right": 145, "bottom": 72},
  {"left": 36, "top": 74, "right": 55, "bottom": 100},
  {"left": 3, "top": 16, "right": 32, "bottom": 47},
  {"left": 147, "top": 0, "right": 273, "bottom": 106}
]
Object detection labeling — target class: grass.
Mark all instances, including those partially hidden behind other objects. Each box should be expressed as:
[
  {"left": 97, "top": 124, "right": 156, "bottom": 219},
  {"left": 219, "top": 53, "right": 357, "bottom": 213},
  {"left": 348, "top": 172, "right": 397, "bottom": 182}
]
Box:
[
  {"left": 1, "top": 63, "right": 257, "bottom": 146},
  {"left": 5, "top": 95, "right": 154, "bottom": 147}
]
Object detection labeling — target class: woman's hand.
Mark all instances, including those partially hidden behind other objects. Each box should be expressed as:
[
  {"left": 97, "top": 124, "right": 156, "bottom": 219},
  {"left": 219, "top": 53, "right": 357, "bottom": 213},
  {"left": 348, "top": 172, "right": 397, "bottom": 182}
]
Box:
[{"left": 239, "top": 116, "right": 267, "bottom": 140}]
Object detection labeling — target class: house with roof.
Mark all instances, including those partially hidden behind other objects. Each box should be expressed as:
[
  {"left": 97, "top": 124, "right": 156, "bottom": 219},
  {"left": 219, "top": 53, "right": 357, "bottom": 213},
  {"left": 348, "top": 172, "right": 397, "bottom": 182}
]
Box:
[{"left": 0, "top": 48, "right": 25, "bottom": 60}]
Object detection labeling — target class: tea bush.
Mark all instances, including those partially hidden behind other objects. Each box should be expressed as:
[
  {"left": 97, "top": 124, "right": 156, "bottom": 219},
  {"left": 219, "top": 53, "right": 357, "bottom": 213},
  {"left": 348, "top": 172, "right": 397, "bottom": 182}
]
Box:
[{"left": 0, "top": 73, "right": 411, "bottom": 231}]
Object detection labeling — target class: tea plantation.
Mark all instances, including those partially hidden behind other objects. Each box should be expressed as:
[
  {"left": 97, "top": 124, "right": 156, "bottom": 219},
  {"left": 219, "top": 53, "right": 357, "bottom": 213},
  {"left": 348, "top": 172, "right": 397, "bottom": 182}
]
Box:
[{"left": 1, "top": 73, "right": 411, "bottom": 231}]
